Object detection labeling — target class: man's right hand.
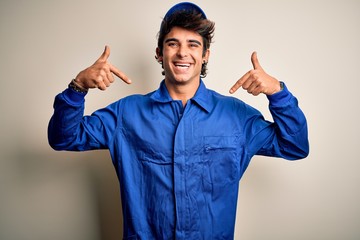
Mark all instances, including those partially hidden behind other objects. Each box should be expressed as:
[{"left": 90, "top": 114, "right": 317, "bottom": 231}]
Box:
[{"left": 74, "top": 45, "right": 132, "bottom": 91}]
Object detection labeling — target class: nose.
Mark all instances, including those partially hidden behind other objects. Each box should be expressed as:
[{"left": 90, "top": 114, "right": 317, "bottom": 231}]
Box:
[{"left": 177, "top": 45, "right": 188, "bottom": 58}]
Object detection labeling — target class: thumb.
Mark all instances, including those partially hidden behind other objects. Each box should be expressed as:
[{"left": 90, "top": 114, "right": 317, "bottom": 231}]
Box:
[
  {"left": 97, "top": 45, "right": 110, "bottom": 62},
  {"left": 251, "top": 51, "right": 262, "bottom": 70}
]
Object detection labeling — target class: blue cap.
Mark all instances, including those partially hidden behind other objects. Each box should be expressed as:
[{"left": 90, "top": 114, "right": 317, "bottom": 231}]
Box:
[{"left": 163, "top": 2, "right": 207, "bottom": 20}]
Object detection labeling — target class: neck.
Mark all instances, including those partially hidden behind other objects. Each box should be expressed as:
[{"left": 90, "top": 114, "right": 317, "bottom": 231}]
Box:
[{"left": 164, "top": 79, "right": 200, "bottom": 106}]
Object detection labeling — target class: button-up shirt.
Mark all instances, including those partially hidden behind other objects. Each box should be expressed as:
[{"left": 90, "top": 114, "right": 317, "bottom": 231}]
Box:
[{"left": 48, "top": 80, "right": 309, "bottom": 239}]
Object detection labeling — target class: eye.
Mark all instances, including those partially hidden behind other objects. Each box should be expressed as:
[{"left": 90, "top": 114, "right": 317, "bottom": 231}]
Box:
[
  {"left": 167, "top": 42, "right": 178, "bottom": 47},
  {"left": 189, "top": 43, "right": 200, "bottom": 48}
]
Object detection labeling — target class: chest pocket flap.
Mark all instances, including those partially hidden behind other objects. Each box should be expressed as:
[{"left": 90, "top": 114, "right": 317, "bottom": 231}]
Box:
[{"left": 203, "top": 136, "right": 241, "bottom": 185}]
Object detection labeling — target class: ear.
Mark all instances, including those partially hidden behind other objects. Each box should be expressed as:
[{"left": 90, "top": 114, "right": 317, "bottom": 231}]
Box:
[
  {"left": 203, "top": 49, "right": 210, "bottom": 63},
  {"left": 155, "top": 47, "right": 163, "bottom": 62}
]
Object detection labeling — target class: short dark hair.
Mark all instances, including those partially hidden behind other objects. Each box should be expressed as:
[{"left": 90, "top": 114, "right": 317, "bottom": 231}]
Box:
[{"left": 156, "top": 10, "right": 215, "bottom": 77}]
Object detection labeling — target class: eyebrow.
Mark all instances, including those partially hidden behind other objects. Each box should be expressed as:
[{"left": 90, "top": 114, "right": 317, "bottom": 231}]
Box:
[{"left": 165, "top": 38, "right": 202, "bottom": 46}]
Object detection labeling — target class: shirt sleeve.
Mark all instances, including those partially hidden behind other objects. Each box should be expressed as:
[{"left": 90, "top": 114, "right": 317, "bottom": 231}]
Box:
[
  {"left": 48, "top": 87, "right": 119, "bottom": 151},
  {"left": 246, "top": 82, "right": 309, "bottom": 160}
]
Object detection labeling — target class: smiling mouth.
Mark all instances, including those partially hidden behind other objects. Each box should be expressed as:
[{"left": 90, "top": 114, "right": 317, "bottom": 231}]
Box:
[{"left": 174, "top": 63, "right": 191, "bottom": 68}]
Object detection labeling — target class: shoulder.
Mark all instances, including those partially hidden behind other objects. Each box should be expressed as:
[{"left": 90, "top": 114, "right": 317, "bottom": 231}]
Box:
[
  {"left": 205, "top": 88, "right": 261, "bottom": 117},
  {"left": 122, "top": 92, "right": 153, "bottom": 102},
  {"left": 207, "top": 88, "right": 247, "bottom": 108},
  {"left": 100, "top": 92, "right": 154, "bottom": 113}
]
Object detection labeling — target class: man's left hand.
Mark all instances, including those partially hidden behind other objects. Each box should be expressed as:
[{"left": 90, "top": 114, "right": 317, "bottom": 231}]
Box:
[{"left": 229, "top": 52, "right": 281, "bottom": 96}]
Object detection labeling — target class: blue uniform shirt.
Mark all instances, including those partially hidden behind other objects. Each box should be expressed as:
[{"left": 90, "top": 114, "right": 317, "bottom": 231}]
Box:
[{"left": 48, "top": 80, "right": 309, "bottom": 239}]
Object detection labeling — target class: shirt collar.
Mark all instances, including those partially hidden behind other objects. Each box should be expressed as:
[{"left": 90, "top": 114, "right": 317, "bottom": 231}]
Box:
[
  {"left": 150, "top": 80, "right": 173, "bottom": 103},
  {"left": 191, "top": 80, "right": 212, "bottom": 113},
  {"left": 150, "top": 79, "right": 213, "bottom": 113}
]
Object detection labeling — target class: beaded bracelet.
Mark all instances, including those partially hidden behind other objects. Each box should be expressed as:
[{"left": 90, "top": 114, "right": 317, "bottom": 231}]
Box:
[{"left": 68, "top": 79, "right": 88, "bottom": 93}]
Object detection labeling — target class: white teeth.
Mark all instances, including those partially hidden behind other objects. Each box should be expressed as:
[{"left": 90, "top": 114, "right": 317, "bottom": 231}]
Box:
[{"left": 175, "top": 63, "right": 190, "bottom": 67}]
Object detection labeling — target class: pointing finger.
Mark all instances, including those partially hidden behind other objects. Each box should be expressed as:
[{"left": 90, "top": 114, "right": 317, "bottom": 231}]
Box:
[
  {"left": 109, "top": 64, "right": 132, "bottom": 84},
  {"left": 229, "top": 71, "right": 251, "bottom": 94}
]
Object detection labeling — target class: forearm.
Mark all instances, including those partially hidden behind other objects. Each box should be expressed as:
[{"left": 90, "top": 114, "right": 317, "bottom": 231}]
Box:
[
  {"left": 48, "top": 88, "right": 93, "bottom": 151},
  {"left": 264, "top": 83, "right": 309, "bottom": 159}
]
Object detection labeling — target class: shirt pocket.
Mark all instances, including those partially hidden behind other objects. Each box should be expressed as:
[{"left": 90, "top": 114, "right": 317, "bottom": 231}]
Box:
[{"left": 202, "top": 136, "right": 240, "bottom": 185}]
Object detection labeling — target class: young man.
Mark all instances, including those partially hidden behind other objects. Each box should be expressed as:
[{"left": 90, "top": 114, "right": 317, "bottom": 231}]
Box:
[{"left": 48, "top": 2, "right": 309, "bottom": 239}]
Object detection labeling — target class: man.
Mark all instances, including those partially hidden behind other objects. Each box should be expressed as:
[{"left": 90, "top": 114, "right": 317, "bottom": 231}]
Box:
[{"left": 48, "top": 2, "right": 309, "bottom": 239}]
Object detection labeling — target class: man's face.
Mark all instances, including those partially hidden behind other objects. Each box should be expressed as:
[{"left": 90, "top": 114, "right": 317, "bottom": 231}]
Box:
[{"left": 157, "top": 26, "right": 209, "bottom": 86}]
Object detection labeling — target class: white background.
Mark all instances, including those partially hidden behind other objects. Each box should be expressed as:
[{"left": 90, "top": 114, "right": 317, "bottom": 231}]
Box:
[{"left": 1, "top": 0, "right": 359, "bottom": 239}]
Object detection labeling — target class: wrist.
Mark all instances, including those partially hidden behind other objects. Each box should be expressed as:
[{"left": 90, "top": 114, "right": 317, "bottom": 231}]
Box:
[
  {"left": 269, "top": 81, "right": 283, "bottom": 95},
  {"left": 68, "top": 79, "right": 88, "bottom": 93},
  {"left": 267, "top": 82, "right": 292, "bottom": 106}
]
